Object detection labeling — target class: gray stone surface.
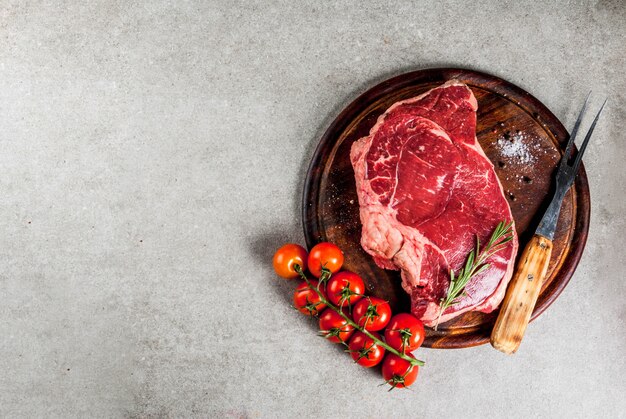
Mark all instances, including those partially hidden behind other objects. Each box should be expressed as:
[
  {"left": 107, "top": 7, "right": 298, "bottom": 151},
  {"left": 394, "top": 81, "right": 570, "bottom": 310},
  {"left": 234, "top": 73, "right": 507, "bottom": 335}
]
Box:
[{"left": 0, "top": 1, "right": 624, "bottom": 417}]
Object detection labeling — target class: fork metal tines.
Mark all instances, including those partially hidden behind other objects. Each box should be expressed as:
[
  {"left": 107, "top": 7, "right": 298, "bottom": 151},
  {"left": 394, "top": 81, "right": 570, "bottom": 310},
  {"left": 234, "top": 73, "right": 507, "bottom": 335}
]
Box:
[{"left": 535, "top": 95, "right": 607, "bottom": 241}]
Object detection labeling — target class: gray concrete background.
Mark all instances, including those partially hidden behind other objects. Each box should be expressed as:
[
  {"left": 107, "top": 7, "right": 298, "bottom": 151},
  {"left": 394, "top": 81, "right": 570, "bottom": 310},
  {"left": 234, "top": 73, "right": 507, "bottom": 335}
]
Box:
[{"left": 0, "top": 1, "right": 624, "bottom": 418}]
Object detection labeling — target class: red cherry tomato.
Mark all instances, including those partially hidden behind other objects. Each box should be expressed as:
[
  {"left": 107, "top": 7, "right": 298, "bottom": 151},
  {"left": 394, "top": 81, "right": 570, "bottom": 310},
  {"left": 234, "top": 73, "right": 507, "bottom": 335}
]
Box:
[
  {"left": 307, "top": 242, "right": 344, "bottom": 278},
  {"left": 325, "top": 271, "right": 365, "bottom": 307},
  {"left": 273, "top": 244, "right": 308, "bottom": 279},
  {"left": 318, "top": 309, "right": 354, "bottom": 344},
  {"left": 348, "top": 331, "right": 385, "bottom": 368},
  {"left": 293, "top": 280, "right": 326, "bottom": 316},
  {"left": 382, "top": 353, "right": 419, "bottom": 389},
  {"left": 384, "top": 313, "right": 425, "bottom": 353},
  {"left": 352, "top": 297, "right": 392, "bottom": 331}
]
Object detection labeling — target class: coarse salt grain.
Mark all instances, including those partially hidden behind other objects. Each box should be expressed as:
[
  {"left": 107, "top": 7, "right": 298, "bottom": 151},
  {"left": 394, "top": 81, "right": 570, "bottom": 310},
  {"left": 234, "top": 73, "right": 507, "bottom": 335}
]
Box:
[{"left": 496, "top": 132, "right": 536, "bottom": 164}]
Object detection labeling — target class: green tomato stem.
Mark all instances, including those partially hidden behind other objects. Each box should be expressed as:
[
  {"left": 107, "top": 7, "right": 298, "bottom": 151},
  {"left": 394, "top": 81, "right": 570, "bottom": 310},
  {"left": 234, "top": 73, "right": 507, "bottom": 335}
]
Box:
[{"left": 294, "top": 264, "right": 425, "bottom": 367}]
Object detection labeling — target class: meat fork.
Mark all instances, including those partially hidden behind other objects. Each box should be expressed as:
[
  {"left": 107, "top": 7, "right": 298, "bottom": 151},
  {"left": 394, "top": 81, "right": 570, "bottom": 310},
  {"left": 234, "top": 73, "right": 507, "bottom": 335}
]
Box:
[{"left": 490, "top": 95, "right": 607, "bottom": 354}]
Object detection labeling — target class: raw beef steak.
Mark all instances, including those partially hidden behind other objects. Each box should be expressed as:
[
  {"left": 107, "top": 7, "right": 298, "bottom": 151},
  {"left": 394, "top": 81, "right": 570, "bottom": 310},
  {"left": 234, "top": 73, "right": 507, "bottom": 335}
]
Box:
[{"left": 350, "top": 80, "right": 519, "bottom": 327}]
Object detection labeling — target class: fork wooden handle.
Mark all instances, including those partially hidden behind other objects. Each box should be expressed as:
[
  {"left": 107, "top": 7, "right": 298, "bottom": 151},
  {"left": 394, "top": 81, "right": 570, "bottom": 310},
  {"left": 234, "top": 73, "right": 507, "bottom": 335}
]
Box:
[{"left": 490, "top": 235, "right": 553, "bottom": 354}]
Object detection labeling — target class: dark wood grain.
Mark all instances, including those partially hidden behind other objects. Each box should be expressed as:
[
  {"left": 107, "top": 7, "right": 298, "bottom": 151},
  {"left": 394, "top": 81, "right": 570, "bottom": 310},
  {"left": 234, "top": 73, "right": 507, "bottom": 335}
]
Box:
[{"left": 302, "top": 68, "right": 590, "bottom": 349}]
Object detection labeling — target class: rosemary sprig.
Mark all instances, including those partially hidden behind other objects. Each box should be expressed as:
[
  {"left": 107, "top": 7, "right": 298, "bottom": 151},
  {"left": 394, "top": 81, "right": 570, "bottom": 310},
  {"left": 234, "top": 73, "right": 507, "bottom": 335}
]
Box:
[{"left": 434, "top": 220, "right": 514, "bottom": 330}]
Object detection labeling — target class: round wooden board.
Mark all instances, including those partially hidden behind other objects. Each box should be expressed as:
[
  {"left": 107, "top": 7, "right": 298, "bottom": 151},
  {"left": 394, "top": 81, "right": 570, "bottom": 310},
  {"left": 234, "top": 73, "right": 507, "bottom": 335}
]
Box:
[{"left": 302, "top": 68, "right": 590, "bottom": 349}]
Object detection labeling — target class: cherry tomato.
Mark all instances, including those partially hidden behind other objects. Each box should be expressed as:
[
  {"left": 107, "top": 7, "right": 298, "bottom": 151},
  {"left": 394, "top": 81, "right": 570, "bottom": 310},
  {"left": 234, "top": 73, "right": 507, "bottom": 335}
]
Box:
[
  {"left": 307, "top": 242, "right": 344, "bottom": 278},
  {"left": 382, "top": 353, "right": 419, "bottom": 389},
  {"left": 352, "top": 297, "right": 392, "bottom": 331},
  {"left": 273, "top": 244, "right": 308, "bottom": 279},
  {"left": 318, "top": 308, "right": 354, "bottom": 344},
  {"left": 293, "top": 280, "right": 326, "bottom": 316},
  {"left": 325, "top": 271, "right": 365, "bottom": 307},
  {"left": 384, "top": 313, "right": 425, "bottom": 353},
  {"left": 348, "top": 331, "right": 385, "bottom": 368}
]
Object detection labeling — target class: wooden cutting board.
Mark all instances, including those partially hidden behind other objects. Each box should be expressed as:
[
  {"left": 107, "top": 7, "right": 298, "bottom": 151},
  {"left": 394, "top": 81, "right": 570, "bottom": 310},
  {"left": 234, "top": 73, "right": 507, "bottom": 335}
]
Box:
[{"left": 302, "top": 68, "right": 590, "bottom": 349}]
